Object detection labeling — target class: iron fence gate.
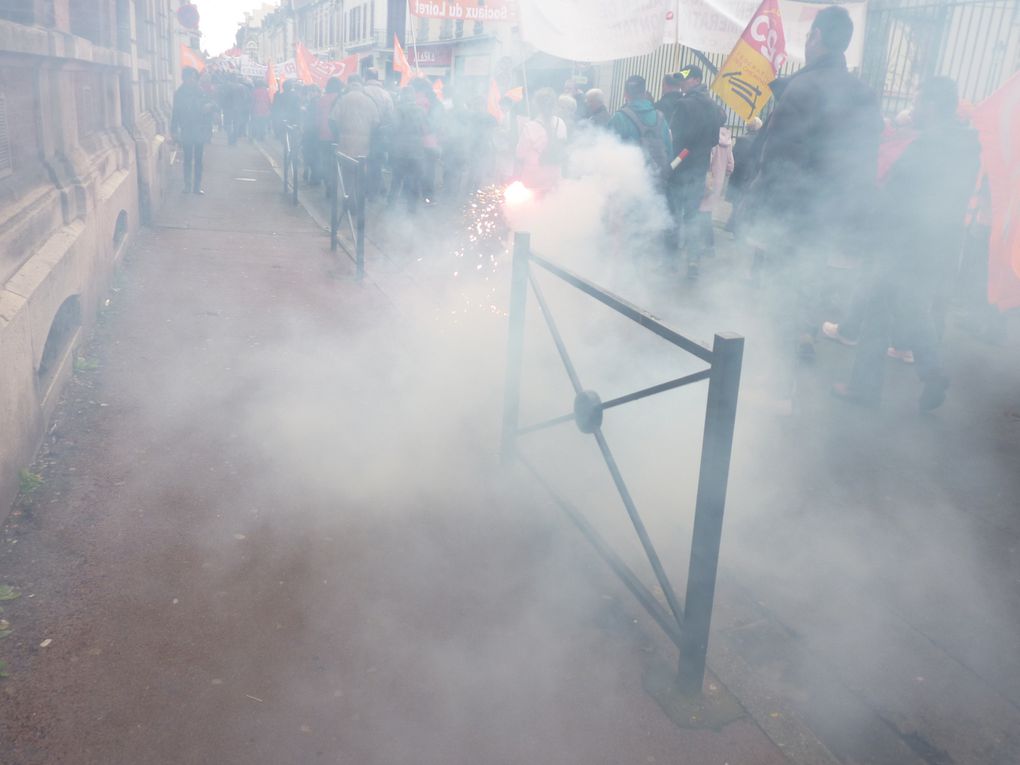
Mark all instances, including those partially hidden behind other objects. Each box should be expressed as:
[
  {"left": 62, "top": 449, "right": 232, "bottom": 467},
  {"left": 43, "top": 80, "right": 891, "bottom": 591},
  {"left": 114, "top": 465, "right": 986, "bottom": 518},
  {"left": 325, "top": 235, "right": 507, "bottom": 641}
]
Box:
[
  {"left": 501, "top": 233, "right": 743, "bottom": 695},
  {"left": 861, "top": 0, "right": 1020, "bottom": 116}
]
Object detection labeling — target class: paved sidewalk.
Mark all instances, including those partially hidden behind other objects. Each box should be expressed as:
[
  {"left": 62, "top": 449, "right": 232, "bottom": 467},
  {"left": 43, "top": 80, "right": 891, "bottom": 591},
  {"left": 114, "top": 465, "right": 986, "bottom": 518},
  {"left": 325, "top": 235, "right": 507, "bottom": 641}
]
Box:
[{"left": 0, "top": 135, "right": 792, "bottom": 764}]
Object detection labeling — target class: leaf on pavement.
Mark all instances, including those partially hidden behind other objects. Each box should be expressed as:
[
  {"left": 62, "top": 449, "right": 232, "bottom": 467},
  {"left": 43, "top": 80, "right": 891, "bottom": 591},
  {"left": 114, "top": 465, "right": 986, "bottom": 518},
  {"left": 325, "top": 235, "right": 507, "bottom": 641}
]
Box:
[{"left": 0, "top": 585, "right": 20, "bottom": 601}]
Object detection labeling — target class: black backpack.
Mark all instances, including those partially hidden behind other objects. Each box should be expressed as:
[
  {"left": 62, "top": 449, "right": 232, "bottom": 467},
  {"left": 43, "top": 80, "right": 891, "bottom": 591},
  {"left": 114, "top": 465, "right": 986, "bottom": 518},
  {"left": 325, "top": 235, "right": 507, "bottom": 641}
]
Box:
[{"left": 622, "top": 107, "right": 673, "bottom": 183}]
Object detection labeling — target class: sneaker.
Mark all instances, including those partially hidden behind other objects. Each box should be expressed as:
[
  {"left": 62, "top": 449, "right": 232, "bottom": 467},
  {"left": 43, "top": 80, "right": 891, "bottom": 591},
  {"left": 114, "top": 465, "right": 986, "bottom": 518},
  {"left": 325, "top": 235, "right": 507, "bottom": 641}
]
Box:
[
  {"left": 887, "top": 347, "right": 914, "bottom": 364},
  {"left": 831, "top": 382, "right": 878, "bottom": 407},
  {"left": 919, "top": 376, "right": 949, "bottom": 412},
  {"left": 821, "top": 321, "right": 858, "bottom": 346}
]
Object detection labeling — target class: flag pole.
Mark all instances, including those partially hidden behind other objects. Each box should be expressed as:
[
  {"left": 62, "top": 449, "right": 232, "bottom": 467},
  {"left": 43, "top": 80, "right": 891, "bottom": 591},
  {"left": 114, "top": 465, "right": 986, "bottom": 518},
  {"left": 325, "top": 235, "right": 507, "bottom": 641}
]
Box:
[{"left": 405, "top": 0, "right": 421, "bottom": 77}]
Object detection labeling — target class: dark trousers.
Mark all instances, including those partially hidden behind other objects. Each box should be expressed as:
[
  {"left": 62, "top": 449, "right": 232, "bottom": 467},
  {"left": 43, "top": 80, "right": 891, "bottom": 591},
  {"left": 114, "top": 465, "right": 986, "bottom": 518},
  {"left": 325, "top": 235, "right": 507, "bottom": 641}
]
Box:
[
  {"left": 365, "top": 129, "right": 387, "bottom": 197},
  {"left": 182, "top": 142, "right": 204, "bottom": 191},
  {"left": 667, "top": 169, "right": 708, "bottom": 264},
  {"left": 848, "top": 273, "right": 943, "bottom": 401},
  {"left": 224, "top": 110, "right": 243, "bottom": 144},
  {"left": 388, "top": 154, "right": 423, "bottom": 211}
]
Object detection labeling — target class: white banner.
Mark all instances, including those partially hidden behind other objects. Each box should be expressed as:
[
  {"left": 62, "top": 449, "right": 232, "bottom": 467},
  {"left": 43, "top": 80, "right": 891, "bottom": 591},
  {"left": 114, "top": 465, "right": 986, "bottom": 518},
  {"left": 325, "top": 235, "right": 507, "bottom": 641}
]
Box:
[
  {"left": 240, "top": 55, "right": 268, "bottom": 78},
  {"left": 517, "top": 0, "right": 670, "bottom": 62},
  {"left": 666, "top": 0, "right": 867, "bottom": 68}
]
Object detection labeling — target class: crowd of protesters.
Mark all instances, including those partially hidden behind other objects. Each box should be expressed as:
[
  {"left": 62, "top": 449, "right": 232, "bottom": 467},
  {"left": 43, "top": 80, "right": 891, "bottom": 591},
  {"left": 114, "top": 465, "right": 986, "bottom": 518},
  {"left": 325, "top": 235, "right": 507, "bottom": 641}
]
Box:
[{"left": 172, "top": 4, "right": 996, "bottom": 413}]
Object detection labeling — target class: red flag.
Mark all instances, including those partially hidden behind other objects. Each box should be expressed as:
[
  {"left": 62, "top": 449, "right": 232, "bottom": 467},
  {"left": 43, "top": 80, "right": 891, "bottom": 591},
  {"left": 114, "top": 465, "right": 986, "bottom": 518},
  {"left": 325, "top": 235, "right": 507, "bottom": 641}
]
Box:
[
  {"left": 266, "top": 59, "right": 278, "bottom": 100},
  {"left": 295, "top": 41, "right": 315, "bottom": 85},
  {"left": 487, "top": 78, "right": 503, "bottom": 121},
  {"left": 337, "top": 53, "right": 360, "bottom": 83},
  {"left": 971, "top": 72, "right": 1020, "bottom": 310},
  {"left": 180, "top": 43, "right": 206, "bottom": 73},
  {"left": 393, "top": 35, "right": 413, "bottom": 87}
]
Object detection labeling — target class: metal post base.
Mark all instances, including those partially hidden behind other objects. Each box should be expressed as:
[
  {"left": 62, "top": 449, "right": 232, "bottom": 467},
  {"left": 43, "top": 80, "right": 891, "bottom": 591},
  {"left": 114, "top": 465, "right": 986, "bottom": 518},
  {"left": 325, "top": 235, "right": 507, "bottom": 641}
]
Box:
[{"left": 642, "top": 657, "right": 745, "bottom": 729}]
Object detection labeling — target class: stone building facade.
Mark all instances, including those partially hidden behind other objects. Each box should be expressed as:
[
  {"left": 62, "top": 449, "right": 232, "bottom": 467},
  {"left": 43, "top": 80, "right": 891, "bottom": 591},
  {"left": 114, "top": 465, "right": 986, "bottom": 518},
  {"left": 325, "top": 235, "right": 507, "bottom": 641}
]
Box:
[{"left": 0, "top": 0, "right": 184, "bottom": 512}]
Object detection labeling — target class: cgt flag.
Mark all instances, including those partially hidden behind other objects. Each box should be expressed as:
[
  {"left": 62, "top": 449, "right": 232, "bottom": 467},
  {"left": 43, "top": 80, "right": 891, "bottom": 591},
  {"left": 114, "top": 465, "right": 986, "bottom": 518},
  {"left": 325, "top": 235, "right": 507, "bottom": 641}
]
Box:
[
  {"left": 710, "top": 0, "right": 786, "bottom": 121},
  {"left": 180, "top": 43, "right": 206, "bottom": 73}
]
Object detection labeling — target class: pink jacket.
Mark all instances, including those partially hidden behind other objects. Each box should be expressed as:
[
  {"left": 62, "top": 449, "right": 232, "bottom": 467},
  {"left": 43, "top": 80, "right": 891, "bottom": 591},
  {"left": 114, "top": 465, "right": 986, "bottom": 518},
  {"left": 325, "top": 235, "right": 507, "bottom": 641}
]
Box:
[{"left": 701, "top": 127, "right": 734, "bottom": 213}]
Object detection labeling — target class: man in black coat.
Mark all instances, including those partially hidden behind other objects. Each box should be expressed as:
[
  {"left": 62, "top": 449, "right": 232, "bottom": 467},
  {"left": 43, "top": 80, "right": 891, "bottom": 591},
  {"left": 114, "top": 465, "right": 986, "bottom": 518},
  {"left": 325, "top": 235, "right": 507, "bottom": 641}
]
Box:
[
  {"left": 744, "top": 5, "right": 883, "bottom": 369},
  {"left": 171, "top": 67, "right": 216, "bottom": 194},
  {"left": 667, "top": 66, "right": 726, "bottom": 278},
  {"left": 655, "top": 73, "right": 683, "bottom": 123},
  {"left": 834, "top": 77, "right": 981, "bottom": 410}
]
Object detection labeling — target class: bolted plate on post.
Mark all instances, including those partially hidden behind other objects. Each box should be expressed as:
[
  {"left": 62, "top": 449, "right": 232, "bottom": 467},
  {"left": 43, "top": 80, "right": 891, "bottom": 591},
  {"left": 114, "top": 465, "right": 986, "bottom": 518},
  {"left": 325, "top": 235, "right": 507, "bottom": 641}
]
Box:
[{"left": 573, "top": 390, "right": 603, "bottom": 434}]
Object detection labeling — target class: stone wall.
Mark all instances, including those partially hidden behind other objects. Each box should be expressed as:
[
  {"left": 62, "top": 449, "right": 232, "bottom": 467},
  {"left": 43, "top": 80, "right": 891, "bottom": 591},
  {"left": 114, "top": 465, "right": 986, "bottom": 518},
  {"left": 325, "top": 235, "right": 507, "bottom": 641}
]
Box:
[{"left": 0, "top": 0, "right": 181, "bottom": 514}]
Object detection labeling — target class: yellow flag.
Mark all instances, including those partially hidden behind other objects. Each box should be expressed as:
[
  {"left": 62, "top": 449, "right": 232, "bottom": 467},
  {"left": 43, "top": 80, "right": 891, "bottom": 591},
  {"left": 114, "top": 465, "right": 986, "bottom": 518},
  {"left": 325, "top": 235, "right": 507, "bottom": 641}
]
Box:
[{"left": 710, "top": 0, "right": 787, "bottom": 121}]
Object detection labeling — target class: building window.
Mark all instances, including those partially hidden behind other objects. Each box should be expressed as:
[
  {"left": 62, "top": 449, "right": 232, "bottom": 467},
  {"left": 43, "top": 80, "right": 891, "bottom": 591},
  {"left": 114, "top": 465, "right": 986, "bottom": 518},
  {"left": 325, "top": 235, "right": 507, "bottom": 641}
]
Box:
[
  {"left": 347, "top": 7, "right": 359, "bottom": 42},
  {"left": 70, "top": 0, "right": 104, "bottom": 45}
]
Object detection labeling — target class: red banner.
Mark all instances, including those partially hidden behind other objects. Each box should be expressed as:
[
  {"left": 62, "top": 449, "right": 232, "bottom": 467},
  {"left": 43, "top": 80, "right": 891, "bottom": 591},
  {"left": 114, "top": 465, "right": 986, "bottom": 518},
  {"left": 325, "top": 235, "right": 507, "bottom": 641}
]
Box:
[{"left": 971, "top": 72, "right": 1020, "bottom": 310}]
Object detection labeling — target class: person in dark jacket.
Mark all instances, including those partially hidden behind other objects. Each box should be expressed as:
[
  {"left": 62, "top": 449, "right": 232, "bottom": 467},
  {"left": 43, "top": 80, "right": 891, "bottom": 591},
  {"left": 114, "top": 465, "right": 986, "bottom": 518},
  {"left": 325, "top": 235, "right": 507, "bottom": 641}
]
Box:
[
  {"left": 725, "top": 116, "right": 762, "bottom": 212},
  {"left": 655, "top": 73, "right": 684, "bottom": 123},
  {"left": 609, "top": 75, "right": 671, "bottom": 150},
  {"left": 272, "top": 79, "right": 302, "bottom": 140},
  {"left": 388, "top": 88, "right": 428, "bottom": 211},
  {"left": 171, "top": 66, "right": 216, "bottom": 194},
  {"left": 833, "top": 77, "right": 980, "bottom": 411},
  {"left": 744, "top": 5, "right": 882, "bottom": 382},
  {"left": 668, "top": 66, "right": 725, "bottom": 278}
]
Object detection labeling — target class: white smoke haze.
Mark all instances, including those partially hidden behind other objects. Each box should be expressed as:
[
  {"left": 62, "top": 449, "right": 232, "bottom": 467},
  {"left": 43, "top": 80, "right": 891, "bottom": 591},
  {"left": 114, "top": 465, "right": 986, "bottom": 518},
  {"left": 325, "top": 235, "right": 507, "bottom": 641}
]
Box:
[{"left": 84, "top": 126, "right": 1018, "bottom": 763}]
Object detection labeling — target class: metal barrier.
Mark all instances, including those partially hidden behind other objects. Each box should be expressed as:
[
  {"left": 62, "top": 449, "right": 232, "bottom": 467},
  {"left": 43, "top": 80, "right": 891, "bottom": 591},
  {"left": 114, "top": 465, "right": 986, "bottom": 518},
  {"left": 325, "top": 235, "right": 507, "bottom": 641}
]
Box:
[
  {"left": 281, "top": 122, "right": 299, "bottom": 206},
  {"left": 501, "top": 232, "right": 743, "bottom": 696},
  {"left": 329, "top": 148, "right": 366, "bottom": 281}
]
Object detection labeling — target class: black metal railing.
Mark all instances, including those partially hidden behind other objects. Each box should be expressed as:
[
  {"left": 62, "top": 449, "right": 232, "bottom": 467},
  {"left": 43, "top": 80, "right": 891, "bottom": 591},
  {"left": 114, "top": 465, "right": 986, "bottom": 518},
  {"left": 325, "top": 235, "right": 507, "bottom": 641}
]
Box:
[
  {"left": 329, "top": 148, "right": 367, "bottom": 281},
  {"left": 501, "top": 232, "right": 743, "bottom": 696},
  {"left": 281, "top": 122, "right": 300, "bottom": 206}
]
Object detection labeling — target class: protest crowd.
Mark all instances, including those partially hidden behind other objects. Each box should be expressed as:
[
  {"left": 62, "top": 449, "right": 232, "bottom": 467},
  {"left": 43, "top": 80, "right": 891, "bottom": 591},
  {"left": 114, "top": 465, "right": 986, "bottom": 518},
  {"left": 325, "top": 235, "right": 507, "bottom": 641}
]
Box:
[{"left": 172, "top": 5, "right": 1009, "bottom": 415}]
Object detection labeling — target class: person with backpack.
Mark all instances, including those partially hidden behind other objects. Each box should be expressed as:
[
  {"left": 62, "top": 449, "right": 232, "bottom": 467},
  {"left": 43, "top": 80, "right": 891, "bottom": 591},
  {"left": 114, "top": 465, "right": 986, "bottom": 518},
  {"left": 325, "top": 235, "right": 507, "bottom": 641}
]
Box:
[
  {"left": 608, "top": 75, "right": 673, "bottom": 183},
  {"left": 515, "top": 87, "right": 569, "bottom": 194},
  {"left": 667, "top": 66, "right": 726, "bottom": 279}
]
